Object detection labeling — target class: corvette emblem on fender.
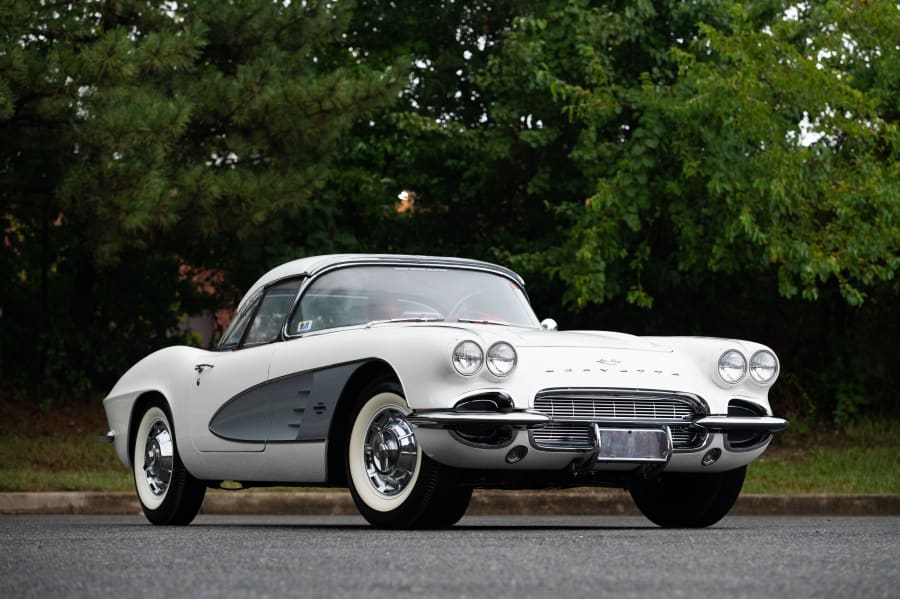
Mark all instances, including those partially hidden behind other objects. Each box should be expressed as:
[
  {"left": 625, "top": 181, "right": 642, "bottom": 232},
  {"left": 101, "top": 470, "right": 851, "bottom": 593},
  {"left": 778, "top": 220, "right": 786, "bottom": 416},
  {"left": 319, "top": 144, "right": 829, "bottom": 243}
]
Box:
[{"left": 597, "top": 357, "right": 622, "bottom": 366}]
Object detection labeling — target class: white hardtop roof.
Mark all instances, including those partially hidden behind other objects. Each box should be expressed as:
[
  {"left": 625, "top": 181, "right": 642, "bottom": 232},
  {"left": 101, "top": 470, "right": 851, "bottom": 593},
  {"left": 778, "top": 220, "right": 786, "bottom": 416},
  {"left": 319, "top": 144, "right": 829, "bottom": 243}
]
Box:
[{"left": 237, "top": 253, "right": 524, "bottom": 312}]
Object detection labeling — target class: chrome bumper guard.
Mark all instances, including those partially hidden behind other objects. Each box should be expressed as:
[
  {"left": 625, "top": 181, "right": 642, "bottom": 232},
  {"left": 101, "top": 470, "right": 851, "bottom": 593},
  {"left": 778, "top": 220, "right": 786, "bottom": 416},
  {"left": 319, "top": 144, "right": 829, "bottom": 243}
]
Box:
[
  {"left": 408, "top": 410, "right": 550, "bottom": 429},
  {"left": 409, "top": 411, "right": 788, "bottom": 433},
  {"left": 570, "top": 424, "right": 673, "bottom": 476},
  {"left": 693, "top": 415, "right": 789, "bottom": 433}
]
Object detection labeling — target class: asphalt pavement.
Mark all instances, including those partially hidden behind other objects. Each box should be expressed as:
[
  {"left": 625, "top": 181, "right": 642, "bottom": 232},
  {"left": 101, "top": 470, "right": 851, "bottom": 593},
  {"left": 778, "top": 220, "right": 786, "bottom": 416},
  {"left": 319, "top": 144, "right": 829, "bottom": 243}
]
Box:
[{"left": 2, "top": 514, "right": 898, "bottom": 598}]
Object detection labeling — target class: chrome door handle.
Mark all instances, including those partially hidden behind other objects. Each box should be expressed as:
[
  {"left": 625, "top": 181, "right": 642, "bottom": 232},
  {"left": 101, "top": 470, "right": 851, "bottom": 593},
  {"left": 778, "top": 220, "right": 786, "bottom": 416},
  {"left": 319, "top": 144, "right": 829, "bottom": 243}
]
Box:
[{"left": 194, "top": 364, "right": 214, "bottom": 373}]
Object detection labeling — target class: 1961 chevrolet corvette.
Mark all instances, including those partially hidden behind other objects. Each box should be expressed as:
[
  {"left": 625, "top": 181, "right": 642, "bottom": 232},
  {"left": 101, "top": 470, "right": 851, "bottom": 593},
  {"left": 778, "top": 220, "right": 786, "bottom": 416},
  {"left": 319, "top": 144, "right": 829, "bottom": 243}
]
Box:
[{"left": 103, "top": 254, "right": 788, "bottom": 528}]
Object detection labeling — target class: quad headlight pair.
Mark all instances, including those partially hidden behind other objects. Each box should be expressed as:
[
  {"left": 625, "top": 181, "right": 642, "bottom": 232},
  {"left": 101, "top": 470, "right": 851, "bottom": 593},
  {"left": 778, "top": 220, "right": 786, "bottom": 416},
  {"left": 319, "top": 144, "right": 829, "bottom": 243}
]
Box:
[
  {"left": 452, "top": 340, "right": 517, "bottom": 377},
  {"left": 718, "top": 349, "right": 779, "bottom": 385}
]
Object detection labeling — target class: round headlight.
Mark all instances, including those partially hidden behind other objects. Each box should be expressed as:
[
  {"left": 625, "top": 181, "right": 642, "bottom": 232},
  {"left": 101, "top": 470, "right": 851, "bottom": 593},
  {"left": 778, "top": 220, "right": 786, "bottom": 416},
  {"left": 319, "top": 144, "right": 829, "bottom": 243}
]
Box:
[
  {"left": 486, "top": 342, "right": 517, "bottom": 377},
  {"left": 718, "top": 349, "right": 747, "bottom": 384},
  {"left": 750, "top": 350, "right": 779, "bottom": 384},
  {"left": 452, "top": 340, "right": 483, "bottom": 376}
]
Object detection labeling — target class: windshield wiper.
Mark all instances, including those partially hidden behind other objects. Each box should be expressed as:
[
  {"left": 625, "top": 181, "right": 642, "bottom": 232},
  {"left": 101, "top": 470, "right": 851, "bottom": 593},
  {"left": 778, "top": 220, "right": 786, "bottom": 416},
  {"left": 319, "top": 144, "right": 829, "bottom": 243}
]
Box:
[
  {"left": 365, "top": 316, "right": 444, "bottom": 328},
  {"left": 456, "top": 318, "right": 514, "bottom": 326}
]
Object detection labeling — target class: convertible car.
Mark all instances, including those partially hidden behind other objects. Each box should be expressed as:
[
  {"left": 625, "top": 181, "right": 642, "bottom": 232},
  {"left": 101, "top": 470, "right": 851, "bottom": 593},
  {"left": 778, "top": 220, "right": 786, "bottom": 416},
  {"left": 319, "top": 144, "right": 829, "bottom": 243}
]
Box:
[{"left": 103, "top": 254, "right": 788, "bottom": 528}]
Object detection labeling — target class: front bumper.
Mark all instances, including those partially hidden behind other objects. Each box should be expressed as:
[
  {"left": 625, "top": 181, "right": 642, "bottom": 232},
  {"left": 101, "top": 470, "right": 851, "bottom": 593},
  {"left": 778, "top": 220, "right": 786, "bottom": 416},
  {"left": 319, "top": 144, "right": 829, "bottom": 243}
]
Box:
[
  {"left": 408, "top": 409, "right": 789, "bottom": 434},
  {"left": 692, "top": 415, "right": 789, "bottom": 433},
  {"left": 407, "top": 410, "right": 550, "bottom": 428},
  {"left": 408, "top": 408, "right": 789, "bottom": 474}
]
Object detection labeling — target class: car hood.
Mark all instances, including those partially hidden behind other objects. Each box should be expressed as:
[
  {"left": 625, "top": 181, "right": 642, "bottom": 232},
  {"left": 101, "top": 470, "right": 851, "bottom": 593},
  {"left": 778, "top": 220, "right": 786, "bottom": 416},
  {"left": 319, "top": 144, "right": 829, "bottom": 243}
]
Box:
[
  {"left": 510, "top": 329, "right": 671, "bottom": 352},
  {"left": 427, "top": 324, "right": 672, "bottom": 353}
]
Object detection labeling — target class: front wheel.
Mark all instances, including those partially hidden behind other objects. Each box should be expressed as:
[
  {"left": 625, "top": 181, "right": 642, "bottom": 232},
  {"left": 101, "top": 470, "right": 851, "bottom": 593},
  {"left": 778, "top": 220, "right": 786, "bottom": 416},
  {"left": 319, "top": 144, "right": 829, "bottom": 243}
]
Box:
[
  {"left": 346, "top": 379, "right": 471, "bottom": 529},
  {"left": 629, "top": 466, "right": 746, "bottom": 528},
  {"left": 133, "top": 402, "right": 206, "bottom": 525}
]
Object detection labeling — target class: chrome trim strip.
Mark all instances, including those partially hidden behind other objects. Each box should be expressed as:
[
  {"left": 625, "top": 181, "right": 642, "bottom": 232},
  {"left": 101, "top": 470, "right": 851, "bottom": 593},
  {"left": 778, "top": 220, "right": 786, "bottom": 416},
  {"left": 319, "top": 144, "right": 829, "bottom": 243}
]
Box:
[
  {"left": 534, "top": 387, "right": 710, "bottom": 415},
  {"left": 408, "top": 410, "right": 550, "bottom": 429},
  {"left": 724, "top": 433, "right": 772, "bottom": 453},
  {"left": 694, "top": 415, "right": 789, "bottom": 433},
  {"left": 100, "top": 429, "right": 117, "bottom": 444},
  {"left": 545, "top": 417, "right": 693, "bottom": 427},
  {"left": 453, "top": 389, "right": 513, "bottom": 405},
  {"left": 305, "top": 256, "right": 525, "bottom": 285}
]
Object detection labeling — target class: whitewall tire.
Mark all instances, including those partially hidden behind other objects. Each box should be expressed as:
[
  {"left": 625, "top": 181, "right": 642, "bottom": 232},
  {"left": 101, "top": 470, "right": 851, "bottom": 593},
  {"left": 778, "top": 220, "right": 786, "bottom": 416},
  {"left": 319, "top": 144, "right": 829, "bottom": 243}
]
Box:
[
  {"left": 346, "top": 379, "right": 471, "bottom": 528},
  {"left": 348, "top": 390, "right": 423, "bottom": 512},
  {"left": 133, "top": 401, "right": 206, "bottom": 525}
]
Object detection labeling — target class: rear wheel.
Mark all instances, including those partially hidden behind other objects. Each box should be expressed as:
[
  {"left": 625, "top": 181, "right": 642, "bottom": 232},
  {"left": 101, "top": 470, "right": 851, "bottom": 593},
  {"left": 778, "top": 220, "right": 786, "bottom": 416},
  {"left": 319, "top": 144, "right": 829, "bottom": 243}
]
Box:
[
  {"left": 346, "top": 379, "right": 470, "bottom": 528},
  {"left": 629, "top": 466, "right": 746, "bottom": 528},
  {"left": 133, "top": 402, "right": 206, "bottom": 525}
]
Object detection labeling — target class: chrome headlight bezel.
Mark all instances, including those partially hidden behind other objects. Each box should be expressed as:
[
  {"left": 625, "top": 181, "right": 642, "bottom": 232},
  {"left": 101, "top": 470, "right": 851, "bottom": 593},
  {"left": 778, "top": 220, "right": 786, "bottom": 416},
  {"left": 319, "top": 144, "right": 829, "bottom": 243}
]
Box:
[
  {"left": 717, "top": 349, "right": 747, "bottom": 384},
  {"left": 486, "top": 342, "right": 517, "bottom": 377},
  {"left": 452, "top": 340, "right": 484, "bottom": 376},
  {"left": 749, "top": 350, "right": 779, "bottom": 385}
]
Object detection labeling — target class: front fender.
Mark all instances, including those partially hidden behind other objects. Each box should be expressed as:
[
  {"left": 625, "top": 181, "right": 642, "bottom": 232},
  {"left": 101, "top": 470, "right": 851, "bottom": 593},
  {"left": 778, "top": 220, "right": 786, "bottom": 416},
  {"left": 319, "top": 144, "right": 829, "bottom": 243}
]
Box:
[{"left": 102, "top": 345, "right": 210, "bottom": 467}]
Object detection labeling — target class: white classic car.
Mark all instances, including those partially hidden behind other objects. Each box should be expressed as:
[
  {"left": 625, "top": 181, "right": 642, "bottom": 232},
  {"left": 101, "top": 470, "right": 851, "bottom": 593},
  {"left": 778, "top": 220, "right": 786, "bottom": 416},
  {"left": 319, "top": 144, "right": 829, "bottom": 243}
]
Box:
[{"left": 103, "top": 254, "right": 788, "bottom": 528}]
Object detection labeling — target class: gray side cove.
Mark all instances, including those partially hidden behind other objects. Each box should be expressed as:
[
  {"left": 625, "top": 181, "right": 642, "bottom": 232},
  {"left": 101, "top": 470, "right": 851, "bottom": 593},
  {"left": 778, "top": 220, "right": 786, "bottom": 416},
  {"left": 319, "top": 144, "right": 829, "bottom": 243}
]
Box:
[{"left": 209, "top": 362, "right": 362, "bottom": 443}]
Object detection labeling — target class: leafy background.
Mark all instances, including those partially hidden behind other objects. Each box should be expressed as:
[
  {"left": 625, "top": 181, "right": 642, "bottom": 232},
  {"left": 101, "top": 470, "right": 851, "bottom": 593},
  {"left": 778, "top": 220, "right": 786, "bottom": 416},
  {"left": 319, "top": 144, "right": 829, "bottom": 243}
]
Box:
[{"left": 1, "top": 0, "right": 897, "bottom": 427}]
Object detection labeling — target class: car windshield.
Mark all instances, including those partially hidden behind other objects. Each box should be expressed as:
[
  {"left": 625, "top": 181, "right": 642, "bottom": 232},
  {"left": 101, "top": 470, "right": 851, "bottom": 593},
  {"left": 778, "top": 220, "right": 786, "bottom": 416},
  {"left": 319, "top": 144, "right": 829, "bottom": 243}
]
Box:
[{"left": 287, "top": 266, "right": 539, "bottom": 335}]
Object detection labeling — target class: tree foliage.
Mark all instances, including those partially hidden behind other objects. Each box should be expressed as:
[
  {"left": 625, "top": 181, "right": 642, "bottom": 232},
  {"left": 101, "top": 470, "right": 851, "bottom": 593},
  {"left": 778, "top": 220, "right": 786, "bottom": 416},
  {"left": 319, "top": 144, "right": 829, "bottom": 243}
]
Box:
[
  {"left": 341, "top": 0, "right": 899, "bottom": 421},
  {"left": 1, "top": 0, "right": 897, "bottom": 421},
  {"left": 1, "top": 0, "right": 404, "bottom": 390},
  {"left": 531, "top": 0, "right": 899, "bottom": 309}
]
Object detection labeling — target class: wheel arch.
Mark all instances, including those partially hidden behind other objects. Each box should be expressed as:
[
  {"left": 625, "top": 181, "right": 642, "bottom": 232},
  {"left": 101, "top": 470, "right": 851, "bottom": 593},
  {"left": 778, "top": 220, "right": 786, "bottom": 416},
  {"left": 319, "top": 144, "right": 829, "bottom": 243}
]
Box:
[
  {"left": 326, "top": 359, "right": 401, "bottom": 486},
  {"left": 128, "top": 390, "right": 174, "bottom": 466}
]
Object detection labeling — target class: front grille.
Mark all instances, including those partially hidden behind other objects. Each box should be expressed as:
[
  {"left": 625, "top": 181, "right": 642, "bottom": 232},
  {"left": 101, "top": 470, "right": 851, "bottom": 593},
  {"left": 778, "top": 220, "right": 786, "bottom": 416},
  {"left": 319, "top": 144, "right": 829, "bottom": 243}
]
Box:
[
  {"left": 531, "top": 423, "right": 705, "bottom": 450},
  {"left": 531, "top": 388, "right": 707, "bottom": 451},
  {"left": 533, "top": 424, "right": 593, "bottom": 449},
  {"left": 534, "top": 389, "right": 697, "bottom": 421}
]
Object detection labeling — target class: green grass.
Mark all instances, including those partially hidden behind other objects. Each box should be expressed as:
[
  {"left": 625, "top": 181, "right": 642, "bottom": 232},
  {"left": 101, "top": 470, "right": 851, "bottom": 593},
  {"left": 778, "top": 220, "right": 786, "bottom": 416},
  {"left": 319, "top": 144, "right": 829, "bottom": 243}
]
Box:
[
  {"left": 0, "top": 469, "right": 133, "bottom": 492},
  {"left": 0, "top": 435, "right": 133, "bottom": 492},
  {"left": 743, "top": 416, "right": 900, "bottom": 494},
  {"left": 744, "top": 446, "right": 900, "bottom": 494},
  {"left": 1, "top": 399, "right": 897, "bottom": 494},
  {"left": 3, "top": 433, "right": 897, "bottom": 494}
]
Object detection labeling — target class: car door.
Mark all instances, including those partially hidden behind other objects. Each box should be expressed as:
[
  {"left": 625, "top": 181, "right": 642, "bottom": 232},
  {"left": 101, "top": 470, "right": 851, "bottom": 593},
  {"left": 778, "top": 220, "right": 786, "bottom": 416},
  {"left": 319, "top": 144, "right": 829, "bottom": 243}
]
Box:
[
  {"left": 189, "top": 279, "right": 301, "bottom": 452},
  {"left": 265, "top": 269, "right": 376, "bottom": 442}
]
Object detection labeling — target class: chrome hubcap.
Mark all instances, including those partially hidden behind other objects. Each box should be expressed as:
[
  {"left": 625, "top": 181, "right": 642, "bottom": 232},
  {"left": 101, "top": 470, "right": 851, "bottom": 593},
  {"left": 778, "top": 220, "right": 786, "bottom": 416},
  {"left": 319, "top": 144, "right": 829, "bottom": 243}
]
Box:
[
  {"left": 363, "top": 408, "right": 417, "bottom": 496},
  {"left": 143, "top": 421, "right": 174, "bottom": 497}
]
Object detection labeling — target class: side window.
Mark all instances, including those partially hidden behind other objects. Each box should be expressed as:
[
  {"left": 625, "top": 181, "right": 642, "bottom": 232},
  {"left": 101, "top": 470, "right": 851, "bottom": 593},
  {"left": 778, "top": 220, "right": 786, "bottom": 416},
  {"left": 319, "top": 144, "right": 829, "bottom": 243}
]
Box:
[
  {"left": 218, "top": 290, "right": 263, "bottom": 349},
  {"left": 288, "top": 270, "right": 370, "bottom": 334},
  {"left": 243, "top": 279, "right": 302, "bottom": 346}
]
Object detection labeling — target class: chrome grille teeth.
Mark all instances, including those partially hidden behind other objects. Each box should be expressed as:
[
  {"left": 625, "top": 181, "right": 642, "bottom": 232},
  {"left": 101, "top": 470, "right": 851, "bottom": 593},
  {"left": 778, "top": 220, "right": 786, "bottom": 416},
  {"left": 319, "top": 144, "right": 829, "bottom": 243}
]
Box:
[
  {"left": 531, "top": 389, "right": 707, "bottom": 451},
  {"left": 534, "top": 395, "right": 694, "bottom": 421},
  {"left": 531, "top": 424, "right": 700, "bottom": 450}
]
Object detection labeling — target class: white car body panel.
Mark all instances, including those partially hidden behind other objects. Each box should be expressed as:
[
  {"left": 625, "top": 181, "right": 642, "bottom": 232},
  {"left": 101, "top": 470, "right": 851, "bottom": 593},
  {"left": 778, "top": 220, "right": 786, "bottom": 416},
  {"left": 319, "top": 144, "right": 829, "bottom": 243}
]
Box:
[
  {"left": 104, "top": 254, "right": 786, "bottom": 487},
  {"left": 190, "top": 345, "right": 274, "bottom": 452}
]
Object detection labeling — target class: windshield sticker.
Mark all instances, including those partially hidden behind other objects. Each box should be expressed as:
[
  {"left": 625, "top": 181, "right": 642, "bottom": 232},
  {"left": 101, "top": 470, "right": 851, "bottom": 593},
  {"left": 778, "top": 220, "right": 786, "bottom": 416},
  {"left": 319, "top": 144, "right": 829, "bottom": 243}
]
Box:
[{"left": 296, "top": 320, "right": 312, "bottom": 333}]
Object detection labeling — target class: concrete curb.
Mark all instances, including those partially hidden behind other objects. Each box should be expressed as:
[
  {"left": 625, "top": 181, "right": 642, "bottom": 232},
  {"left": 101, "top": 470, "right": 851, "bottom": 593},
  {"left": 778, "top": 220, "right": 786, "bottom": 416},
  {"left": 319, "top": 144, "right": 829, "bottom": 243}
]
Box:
[{"left": 2, "top": 490, "right": 898, "bottom": 516}]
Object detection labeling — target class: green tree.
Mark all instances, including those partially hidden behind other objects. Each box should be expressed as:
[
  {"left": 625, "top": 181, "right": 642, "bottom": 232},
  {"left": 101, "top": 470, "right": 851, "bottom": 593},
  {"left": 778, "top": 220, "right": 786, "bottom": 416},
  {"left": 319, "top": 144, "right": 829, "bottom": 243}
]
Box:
[
  {"left": 337, "top": 0, "right": 587, "bottom": 305},
  {"left": 501, "top": 0, "right": 899, "bottom": 421},
  {"left": 338, "top": 0, "right": 899, "bottom": 421},
  {"left": 528, "top": 1, "right": 899, "bottom": 310},
  {"left": 0, "top": 0, "right": 404, "bottom": 393},
  {"left": 2, "top": 0, "right": 896, "bottom": 422}
]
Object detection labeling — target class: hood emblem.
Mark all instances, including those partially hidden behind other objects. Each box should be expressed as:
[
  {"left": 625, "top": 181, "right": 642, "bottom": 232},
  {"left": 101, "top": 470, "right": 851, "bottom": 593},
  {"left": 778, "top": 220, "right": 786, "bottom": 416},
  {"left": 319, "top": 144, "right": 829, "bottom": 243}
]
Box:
[{"left": 597, "top": 357, "right": 622, "bottom": 366}]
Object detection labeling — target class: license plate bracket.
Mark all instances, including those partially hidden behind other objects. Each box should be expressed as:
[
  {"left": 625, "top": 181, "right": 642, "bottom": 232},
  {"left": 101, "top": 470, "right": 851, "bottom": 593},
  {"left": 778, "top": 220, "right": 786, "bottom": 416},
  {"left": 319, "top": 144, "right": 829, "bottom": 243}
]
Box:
[{"left": 595, "top": 427, "right": 672, "bottom": 463}]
